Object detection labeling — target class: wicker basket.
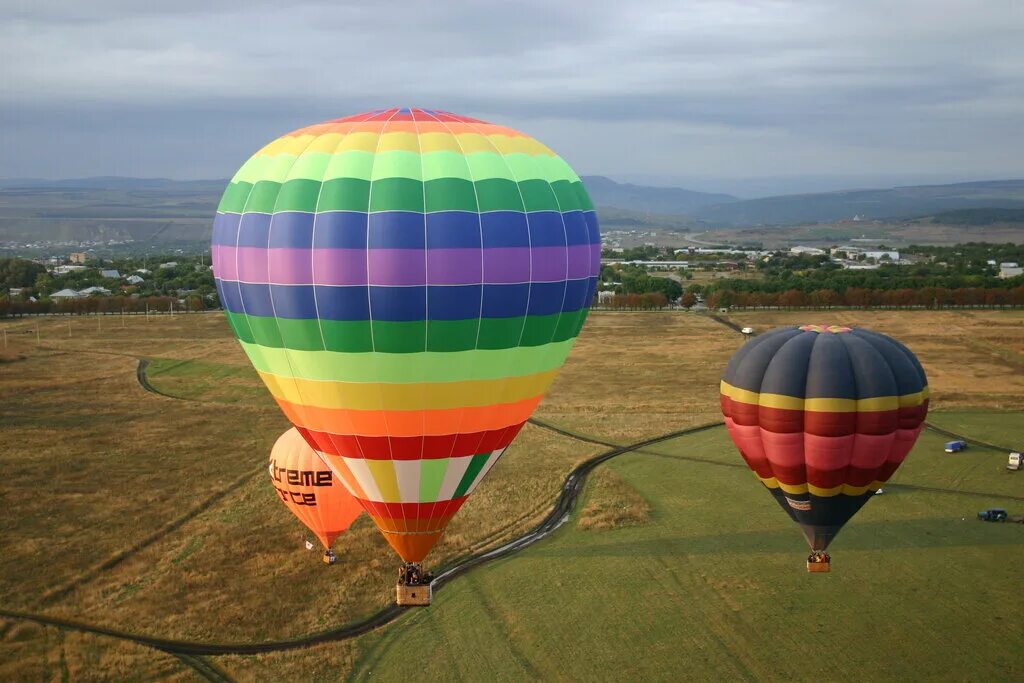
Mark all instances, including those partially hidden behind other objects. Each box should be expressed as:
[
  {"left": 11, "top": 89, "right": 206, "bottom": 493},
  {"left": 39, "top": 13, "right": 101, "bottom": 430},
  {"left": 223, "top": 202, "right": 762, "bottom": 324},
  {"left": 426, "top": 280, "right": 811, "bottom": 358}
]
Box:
[
  {"left": 806, "top": 561, "right": 831, "bottom": 573},
  {"left": 396, "top": 583, "right": 433, "bottom": 606}
]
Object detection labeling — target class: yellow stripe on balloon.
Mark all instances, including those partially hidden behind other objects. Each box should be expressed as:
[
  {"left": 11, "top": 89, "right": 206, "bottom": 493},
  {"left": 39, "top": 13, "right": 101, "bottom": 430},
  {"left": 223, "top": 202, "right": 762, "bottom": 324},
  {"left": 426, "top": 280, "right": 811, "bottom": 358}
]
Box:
[
  {"left": 365, "top": 459, "right": 402, "bottom": 503},
  {"left": 257, "top": 369, "right": 559, "bottom": 412},
  {"left": 720, "top": 380, "right": 929, "bottom": 413},
  {"left": 757, "top": 474, "right": 887, "bottom": 497}
]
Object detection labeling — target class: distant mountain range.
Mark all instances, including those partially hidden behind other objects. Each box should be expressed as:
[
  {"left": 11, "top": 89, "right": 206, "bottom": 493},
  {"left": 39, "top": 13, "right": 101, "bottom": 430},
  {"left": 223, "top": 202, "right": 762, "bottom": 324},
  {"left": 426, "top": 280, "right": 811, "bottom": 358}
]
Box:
[
  {"left": 579, "top": 175, "right": 737, "bottom": 215},
  {"left": 691, "top": 179, "right": 1024, "bottom": 227},
  {"left": 1, "top": 177, "right": 1024, "bottom": 245}
]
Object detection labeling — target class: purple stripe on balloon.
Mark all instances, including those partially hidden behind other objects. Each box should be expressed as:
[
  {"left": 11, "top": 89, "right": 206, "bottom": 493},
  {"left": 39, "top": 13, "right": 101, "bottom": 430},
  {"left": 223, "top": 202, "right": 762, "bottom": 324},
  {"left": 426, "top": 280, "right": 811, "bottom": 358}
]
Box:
[
  {"left": 368, "top": 249, "right": 425, "bottom": 286},
  {"left": 211, "top": 244, "right": 600, "bottom": 286},
  {"left": 429, "top": 249, "right": 482, "bottom": 284},
  {"left": 482, "top": 247, "right": 530, "bottom": 282},
  {"left": 314, "top": 249, "right": 367, "bottom": 285},
  {"left": 211, "top": 245, "right": 234, "bottom": 280}
]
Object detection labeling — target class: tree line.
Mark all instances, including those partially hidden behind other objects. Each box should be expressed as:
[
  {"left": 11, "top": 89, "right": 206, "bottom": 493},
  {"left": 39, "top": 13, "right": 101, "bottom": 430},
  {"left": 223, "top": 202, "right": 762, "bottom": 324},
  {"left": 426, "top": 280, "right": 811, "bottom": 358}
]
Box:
[
  {"left": 0, "top": 295, "right": 206, "bottom": 317},
  {"left": 703, "top": 286, "right": 1024, "bottom": 310}
]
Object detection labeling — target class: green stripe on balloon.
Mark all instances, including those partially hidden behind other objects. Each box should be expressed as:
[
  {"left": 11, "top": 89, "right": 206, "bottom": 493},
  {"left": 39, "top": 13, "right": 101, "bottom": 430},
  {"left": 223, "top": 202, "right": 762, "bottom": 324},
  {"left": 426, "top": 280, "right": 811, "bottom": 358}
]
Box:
[
  {"left": 225, "top": 310, "right": 589, "bottom": 353},
  {"left": 217, "top": 178, "right": 594, "bottom": 213},
  {"left": 240, "top": 338, "right": 576, "bottom": 384},
  {"left": 453, "top": 452, "right": 493, "bottom": 499},
  {"left": 418, "top": 459, "right": 448, "bottom": 503}
]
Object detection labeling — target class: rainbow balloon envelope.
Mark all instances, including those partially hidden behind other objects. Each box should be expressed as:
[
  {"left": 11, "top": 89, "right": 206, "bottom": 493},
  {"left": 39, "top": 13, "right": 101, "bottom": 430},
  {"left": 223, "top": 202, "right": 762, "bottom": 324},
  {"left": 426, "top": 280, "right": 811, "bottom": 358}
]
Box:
[{"left": 213, "top": 108, "right": 600, "bottom": 562}]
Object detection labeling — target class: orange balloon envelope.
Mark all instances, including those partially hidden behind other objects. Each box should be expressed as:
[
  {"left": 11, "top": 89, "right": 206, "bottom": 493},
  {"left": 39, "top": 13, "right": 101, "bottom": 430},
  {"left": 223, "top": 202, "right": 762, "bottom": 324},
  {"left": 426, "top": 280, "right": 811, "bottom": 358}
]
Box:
[{"left": 269, "top": 428, "right": 363, "bottom": 549}]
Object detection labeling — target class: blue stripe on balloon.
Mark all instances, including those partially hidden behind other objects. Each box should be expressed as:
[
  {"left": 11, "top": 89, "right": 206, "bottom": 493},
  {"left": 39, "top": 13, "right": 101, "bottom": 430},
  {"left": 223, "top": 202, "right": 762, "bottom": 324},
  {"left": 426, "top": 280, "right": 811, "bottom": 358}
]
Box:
[
  {"left": 216, "top": 279, "right": 595, "bottom": 321},
  {"left": 211, "top": 210, "right": 599, "bottom": 248}
]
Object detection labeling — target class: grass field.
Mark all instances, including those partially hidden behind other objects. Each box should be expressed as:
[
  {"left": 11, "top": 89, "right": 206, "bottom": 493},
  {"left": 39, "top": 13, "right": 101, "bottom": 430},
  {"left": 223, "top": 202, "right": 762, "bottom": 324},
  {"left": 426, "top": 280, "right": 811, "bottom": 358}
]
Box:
[
  {"left": 1, "top": 309, "right": 1022, "bottom": 680},
  {"left": 353, "top": 424, "right": 1024, "bottom": 681}
]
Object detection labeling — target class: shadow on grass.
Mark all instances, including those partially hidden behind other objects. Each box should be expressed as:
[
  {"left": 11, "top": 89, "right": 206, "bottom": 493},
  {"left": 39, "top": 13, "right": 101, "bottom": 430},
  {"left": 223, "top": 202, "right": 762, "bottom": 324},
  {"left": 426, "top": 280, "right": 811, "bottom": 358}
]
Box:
[{"left": 533, "top": 517, "right": 1024, "bottom": 559}]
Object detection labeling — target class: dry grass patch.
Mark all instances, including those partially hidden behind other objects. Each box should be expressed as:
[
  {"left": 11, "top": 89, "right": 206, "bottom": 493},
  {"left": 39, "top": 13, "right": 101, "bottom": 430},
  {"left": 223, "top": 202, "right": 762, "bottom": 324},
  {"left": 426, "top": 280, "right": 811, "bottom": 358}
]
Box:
[
  {"left": 577, "top": 467, "right": 651, "bottom": 531},
  {"left": 537, "top": 311, "right": 740, "bottom": 441},
  {"left": 0, "top": 620, "right": 193, "bottom": 681}
]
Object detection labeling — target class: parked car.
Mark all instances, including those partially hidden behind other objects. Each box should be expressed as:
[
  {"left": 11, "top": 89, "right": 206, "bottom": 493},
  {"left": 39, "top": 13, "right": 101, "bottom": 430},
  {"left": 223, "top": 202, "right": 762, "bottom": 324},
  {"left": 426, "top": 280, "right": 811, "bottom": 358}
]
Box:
[
  {"left": 741, "top": 327, "right": 755, "bottom": 335},
  {"left": 945, "top": 440, "right": 967, "bottom": 453},
  {"left": 1008, "top": 451, "right": 1022, "bottom": 471},
  {"left": 978, "top": 508, "right": 1008, "bottom": 522}
]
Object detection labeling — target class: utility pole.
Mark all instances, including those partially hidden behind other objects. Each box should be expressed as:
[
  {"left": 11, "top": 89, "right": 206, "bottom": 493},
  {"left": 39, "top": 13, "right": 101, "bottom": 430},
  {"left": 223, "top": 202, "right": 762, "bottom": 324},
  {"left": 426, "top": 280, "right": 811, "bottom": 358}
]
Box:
[
  {"left": 68, "top": 319, "right": 72, "bottom": 338},
  {"left": 121, "top": 308, "right": 126, "bottom": 328},
  {"left": 35, "top": 322, "right": 40, "bottom": 345}
]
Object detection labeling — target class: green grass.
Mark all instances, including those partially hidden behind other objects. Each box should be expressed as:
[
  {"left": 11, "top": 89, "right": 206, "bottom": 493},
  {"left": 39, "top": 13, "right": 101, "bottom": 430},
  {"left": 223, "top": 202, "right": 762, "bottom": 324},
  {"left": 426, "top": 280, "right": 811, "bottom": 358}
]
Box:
[
  {"left": 145, "top": 357, "right": 273, "bottom": 405},
  {"left": 926, "top": 410, "right": 1024, "bottom": 450},
  {"left": 352, "top": 423, "right": 1024, "bottom": 682}
]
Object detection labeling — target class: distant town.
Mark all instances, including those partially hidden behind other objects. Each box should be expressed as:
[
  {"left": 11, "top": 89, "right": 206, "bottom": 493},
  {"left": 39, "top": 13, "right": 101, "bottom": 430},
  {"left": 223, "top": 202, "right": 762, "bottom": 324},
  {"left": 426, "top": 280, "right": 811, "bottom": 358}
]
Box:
[{"left": 1, "top": 234, "right": 1022, "bottom": 317}]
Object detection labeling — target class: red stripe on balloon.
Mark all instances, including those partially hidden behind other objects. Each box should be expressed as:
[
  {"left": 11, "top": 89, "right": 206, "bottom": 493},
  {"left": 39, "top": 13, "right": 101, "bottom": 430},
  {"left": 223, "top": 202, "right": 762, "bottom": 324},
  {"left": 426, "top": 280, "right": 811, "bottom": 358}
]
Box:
[{"left": 296, "top": 423, "right": 525, "bottom": 460}]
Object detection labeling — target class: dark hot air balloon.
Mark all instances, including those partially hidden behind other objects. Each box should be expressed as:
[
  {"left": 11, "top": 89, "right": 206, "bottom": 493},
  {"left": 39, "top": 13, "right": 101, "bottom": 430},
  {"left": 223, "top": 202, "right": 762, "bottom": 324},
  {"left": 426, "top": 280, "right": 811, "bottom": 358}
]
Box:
[{"left": 720, "top": 324, "right": 928, "bottom": 571}]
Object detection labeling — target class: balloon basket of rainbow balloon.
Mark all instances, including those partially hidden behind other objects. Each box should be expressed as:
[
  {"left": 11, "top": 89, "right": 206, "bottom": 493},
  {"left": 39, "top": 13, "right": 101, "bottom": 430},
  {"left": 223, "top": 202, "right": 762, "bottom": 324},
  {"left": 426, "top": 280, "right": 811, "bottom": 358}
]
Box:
[
  {"left": 396, "top": 582, "right": 433, "bottom": 606},
  {"left": 396, "top": 563, "right": 434, "bottom": 606}
]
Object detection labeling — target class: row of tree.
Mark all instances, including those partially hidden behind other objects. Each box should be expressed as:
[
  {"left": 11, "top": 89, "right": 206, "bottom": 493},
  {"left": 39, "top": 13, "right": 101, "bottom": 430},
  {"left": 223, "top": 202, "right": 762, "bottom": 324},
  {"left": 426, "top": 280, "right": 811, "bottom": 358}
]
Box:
[
  {"left": 0, "top": 295, "right": 207, "bottom": 317},
  {"left": 595, "top": 292, "right": 670, "bottom": 310},
  {"left": 704, "top": 286, "right": 1024, "bottom": 310}
]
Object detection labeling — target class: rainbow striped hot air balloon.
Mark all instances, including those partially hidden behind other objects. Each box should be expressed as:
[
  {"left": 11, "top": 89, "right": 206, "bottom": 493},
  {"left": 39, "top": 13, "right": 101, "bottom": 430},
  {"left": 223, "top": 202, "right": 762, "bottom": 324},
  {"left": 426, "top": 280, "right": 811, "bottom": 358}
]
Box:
[
  {"left": 720, "top": 325, "right": 929, "bottom": 567},
  {"left": 213, "top": 108, "right": 599, "bottom": 570}
]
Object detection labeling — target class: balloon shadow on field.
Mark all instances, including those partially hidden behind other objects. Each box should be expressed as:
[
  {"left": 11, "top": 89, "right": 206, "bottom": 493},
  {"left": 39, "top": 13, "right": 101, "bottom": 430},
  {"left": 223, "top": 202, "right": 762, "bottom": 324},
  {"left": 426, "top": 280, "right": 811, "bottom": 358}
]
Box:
[{"left": 533, "top": 518, "right": 1024, "bottom": 560}]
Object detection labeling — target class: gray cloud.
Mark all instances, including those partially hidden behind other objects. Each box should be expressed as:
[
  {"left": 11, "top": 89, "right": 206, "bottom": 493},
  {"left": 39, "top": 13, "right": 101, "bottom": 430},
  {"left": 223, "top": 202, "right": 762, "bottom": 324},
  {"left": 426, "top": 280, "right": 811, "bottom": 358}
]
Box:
[{"left": 2, "top": 0, "right": 1022, "bottom": 193}]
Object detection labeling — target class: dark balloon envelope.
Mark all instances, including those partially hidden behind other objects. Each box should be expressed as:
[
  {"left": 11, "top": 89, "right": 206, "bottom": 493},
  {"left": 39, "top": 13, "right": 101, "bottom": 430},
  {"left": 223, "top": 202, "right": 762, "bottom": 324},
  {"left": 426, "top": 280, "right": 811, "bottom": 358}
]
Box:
[{"left": 720, "top": 324, "right": 929, "bottom": 551}]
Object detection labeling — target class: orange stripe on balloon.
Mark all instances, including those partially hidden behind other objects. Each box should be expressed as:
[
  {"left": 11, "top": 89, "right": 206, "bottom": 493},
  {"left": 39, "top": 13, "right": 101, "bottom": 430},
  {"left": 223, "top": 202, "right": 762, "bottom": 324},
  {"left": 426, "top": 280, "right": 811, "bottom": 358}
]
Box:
[{"left": 275, "top": 395, "right": 543, "bottom": 437}]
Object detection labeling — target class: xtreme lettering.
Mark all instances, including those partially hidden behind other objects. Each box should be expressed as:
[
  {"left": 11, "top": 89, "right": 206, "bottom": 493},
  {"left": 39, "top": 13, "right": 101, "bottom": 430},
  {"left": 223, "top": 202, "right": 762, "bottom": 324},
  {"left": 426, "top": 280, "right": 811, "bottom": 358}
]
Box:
[{"left": 268, "top": 459, "right": 333, "bottom": 486}]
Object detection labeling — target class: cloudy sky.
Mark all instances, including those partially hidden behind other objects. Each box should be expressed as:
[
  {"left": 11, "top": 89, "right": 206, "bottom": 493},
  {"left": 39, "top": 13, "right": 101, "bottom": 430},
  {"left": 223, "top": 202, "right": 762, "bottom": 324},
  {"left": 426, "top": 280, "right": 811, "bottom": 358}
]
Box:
[{"left": 3, "top": 0, "right": 1022, "bottom": 195}]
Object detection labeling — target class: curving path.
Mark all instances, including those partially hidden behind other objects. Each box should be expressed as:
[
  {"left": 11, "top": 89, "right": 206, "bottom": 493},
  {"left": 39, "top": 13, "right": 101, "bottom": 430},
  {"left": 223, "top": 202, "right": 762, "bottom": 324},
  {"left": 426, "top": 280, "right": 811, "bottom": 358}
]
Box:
[{"left": 0, "top": 420, "right": 722, "bottom": 657}]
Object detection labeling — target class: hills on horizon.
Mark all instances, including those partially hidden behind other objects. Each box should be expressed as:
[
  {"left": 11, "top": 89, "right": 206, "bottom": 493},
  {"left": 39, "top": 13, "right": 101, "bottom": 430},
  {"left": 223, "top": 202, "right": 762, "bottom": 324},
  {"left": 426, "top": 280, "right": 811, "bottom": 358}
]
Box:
[{"left": 2, "top": 176, "right": 1024, "bottom": 244}]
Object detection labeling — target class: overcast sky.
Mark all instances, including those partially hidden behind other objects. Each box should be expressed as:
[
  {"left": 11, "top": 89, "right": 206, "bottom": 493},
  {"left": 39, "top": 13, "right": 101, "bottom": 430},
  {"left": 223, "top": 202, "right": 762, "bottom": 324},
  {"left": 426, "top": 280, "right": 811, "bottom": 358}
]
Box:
[{"left": 2, "top": 0, "right": 1022, "bottom": 196}]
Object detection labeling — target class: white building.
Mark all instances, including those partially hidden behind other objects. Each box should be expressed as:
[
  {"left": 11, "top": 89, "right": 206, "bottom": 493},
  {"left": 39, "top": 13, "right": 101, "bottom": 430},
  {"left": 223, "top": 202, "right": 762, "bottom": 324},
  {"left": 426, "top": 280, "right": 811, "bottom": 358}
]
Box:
[
  {"left": 126, "top": 274, "right": 145, "bottom": 285},
  {"left": 100, "top": 269, "right": 121, "bottom": 278},
  {"left": 53, "top": 265, "right": 87, "bottom": 275},
  {"left": 999, "top": 263, "right": 1023, "bottom": 279},
  {"left": 79, "top": 286, "right": 111, "bottom": 296},
  {"left": 51, "top": 288, "right": 82, "bottom": 300},
  {"left": 791, "top": 246, "right": 826, "bottom": 256}
]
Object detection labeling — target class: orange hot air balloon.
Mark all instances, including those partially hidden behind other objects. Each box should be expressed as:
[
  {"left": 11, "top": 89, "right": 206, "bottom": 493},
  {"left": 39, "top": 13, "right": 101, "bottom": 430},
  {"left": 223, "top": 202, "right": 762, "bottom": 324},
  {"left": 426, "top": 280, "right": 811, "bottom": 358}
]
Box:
[{"left": 269, "top": 428, "right": 363, "bottom": 561}]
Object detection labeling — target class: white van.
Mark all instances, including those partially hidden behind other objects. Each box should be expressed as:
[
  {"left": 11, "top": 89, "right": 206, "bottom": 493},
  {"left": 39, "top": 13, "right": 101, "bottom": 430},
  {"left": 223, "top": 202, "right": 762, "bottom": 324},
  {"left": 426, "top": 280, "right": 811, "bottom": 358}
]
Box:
[{"left": 1008, "top": 452, "right": 1022, "bottom": 471}]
